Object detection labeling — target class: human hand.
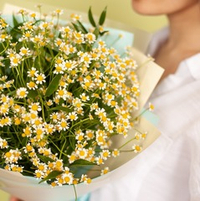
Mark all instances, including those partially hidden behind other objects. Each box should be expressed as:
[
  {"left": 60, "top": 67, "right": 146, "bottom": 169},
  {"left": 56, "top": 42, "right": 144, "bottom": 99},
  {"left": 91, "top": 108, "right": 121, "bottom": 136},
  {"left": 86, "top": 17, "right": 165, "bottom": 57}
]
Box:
[{"left": 9, "top": 196, "right": 23, "bottom": 201}]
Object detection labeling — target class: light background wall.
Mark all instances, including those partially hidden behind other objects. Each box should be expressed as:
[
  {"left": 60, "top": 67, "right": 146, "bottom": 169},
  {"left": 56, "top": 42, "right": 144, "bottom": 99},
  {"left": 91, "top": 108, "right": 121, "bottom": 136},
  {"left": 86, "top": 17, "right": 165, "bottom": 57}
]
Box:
[
  {"left": 0, "top": 0, "right": 167, "bottom": 200},
  {"left": 0, "top": 0, "right": 168, "bottom": 32}
]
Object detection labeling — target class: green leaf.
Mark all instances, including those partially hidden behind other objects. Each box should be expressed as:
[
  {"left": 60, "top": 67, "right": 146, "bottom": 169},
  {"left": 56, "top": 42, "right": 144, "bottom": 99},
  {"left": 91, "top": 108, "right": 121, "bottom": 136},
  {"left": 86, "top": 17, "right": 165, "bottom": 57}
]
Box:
[
  {"left": 70, "top": 159, "right": 96, "bottom": 167},
  {"left": 45, "top": 74, "right": 62, "bottom": 97},
  {"left": 37, "top": 154, "right": 54, "bottom": 163},
  {"left": 9, "top": 24, "right": 23, "bottom": 42},
  {"left": 99, "top": 30, "right": 109, "bottom": 36},
  {"left": 71, "top": 22, "right": 80, "bottom": 32},
  {"left": 49, "top": 106, "right": 71, "bottom": 113},
  {"left": 93, "top": 27, "right": 99, "bottom": 39},
  {"left": 99, "top": 7, "right": 107, "bottom": 26},
  {"left": 27, "top": 90, "right": 38, "bottom": 99},
  {"left": 88, "top": 7, "right": 96, "bottom": 27},
  {"left": 72, "top": 21, "right": 88, "bottom": 34},
  {"left": 69, "top": 136, "right": 76, "bottom": 150},
  {"left": 77, "top": 20, "right": 88, "bottom": 34},
  {"left": 21, "top": 137, "right": 28, "bottom": 147},
  {"left": 39, "top": 170, "right": 62, "bottom": 184},
  {"left": 12, "top": 14, "right": 19, "bottom": 27},
  {"left": 7, "top": 90, "right": 16, "bottom": 96}
]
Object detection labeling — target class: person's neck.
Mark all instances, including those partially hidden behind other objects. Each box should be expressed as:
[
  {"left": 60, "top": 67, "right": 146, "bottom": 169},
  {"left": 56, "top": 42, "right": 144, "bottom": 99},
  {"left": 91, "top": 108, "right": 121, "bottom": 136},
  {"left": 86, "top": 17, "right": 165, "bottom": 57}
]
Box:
[
  {"left": 166, "top": 3, "right": 200, "bottom": 53},
  {"left": 153, "top": 3, "right": 200, "bottom": 81}
]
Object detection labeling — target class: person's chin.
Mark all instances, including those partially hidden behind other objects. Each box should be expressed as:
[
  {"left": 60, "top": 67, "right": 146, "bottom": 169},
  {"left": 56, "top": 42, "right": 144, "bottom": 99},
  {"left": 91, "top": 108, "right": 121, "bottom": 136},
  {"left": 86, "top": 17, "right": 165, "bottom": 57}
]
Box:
[
  {"left": 131, "top": 1, "right": 159, "bottom": 15},
  {"left": 132, "top": 4, "right": 147, "bottom": 14}
]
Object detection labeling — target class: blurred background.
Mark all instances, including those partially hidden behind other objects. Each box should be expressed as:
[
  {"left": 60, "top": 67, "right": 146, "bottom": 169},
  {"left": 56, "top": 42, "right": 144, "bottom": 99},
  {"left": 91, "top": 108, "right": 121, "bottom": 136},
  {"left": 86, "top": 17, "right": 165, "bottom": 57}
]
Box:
[{"left": 0, "top": 0, "right": 167, "bottom": 200}]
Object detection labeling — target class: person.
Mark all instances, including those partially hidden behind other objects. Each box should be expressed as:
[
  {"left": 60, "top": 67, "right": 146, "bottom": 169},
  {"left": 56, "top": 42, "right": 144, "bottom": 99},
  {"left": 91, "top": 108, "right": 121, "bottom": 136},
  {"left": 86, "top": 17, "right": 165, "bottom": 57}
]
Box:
[
  {"left": 10, "top": 0, "right": 200, "bottom": 200},
  {"left": 9, "top": 197, "right": 22, "bottom": 201},
  {"left": 89, "top": 0, "right": 200, "bottom": 201}
]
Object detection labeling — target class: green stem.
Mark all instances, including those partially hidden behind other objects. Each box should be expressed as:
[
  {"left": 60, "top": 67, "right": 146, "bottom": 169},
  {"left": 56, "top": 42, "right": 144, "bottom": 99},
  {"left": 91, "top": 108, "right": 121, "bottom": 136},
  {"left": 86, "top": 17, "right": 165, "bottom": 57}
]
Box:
[
  {"left": 136, "top": 57, "right": 154, "bottom": 70},
  {"left": 73, "top": 184, "right": 78, "bottom": 201},
  {"left": 21, "top": 60, "right": 25, "bottom": 84},
  {"left": 0, "top": 41, "right": 9, "bottom": 55},
  {"left": 38, "top": 94, "right": 46, "bottom": 122},
  {"left": 108, "top": 35, "right": 122, "bottom": 48},
  {"left": 49, "top": 138, "right": 68, "bottom": 157},
  {"left": 46, "top": 52, "right": 61, "bottom": 78},
  {"left": 133, "top": 108, "right": 148, "bottom": 122},
  {"left": 37, "top": 49, "right": 42, "bottom": 72},
  {"left": 23, "top": 169, "right": 35, "bottom": 175},
  {"left": 132, "top": 127, "right": 143, "bottom": 134},
  {"left": 118, "top": 137, "right": 136, "bottom": 150},
  {"left": 119, "top": 149, "right": 135, "bottom": 152},
  {"left": 56, "top": 14, "right": 60, "bottom": 30},
  {"left": 69, "top": 118, "right": 90, "bottom": 131},
  {"left": 13, "top": 126, "right": 22, "bottom": 145},
  {"left": 59, "top": 139, "right": 67, "bottom": 159},
  {"left": 14, "top": 67, "right": 25, "bottom": 87}
]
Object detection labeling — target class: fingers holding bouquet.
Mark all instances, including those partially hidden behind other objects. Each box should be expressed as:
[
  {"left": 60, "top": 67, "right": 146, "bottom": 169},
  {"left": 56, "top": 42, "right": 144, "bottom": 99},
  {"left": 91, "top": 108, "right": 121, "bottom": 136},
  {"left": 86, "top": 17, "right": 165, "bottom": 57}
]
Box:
[{"left": 10, "top": 197, "right": 23, "bottom": 201}]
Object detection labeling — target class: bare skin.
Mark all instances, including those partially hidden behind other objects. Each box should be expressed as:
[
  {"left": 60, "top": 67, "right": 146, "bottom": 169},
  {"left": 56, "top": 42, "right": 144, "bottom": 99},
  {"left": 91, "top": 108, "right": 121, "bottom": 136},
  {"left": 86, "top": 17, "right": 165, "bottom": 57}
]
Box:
[
  {"left": 154, "top": 2, "right": 200, "bottom": 81},
  {"left": 132, "top": 0, "right": 200, "bottom": 81},
  {"left": 9, "top": 197, "right": 22, "bottom": 201}
]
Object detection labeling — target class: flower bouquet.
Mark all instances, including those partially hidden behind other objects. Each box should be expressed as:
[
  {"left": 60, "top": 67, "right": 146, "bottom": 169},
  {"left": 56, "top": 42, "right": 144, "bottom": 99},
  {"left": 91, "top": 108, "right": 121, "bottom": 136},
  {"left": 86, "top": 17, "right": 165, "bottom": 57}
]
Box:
[{"left": 0, "top": 5, "right": 164, "bottom": 201}]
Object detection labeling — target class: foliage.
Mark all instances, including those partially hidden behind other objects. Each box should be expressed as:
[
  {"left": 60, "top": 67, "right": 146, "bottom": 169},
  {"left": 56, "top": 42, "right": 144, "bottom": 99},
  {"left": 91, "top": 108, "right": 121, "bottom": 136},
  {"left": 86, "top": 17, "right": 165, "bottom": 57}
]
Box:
[{"left": 0, "top": 7, "right": 142, "bottom": 186}]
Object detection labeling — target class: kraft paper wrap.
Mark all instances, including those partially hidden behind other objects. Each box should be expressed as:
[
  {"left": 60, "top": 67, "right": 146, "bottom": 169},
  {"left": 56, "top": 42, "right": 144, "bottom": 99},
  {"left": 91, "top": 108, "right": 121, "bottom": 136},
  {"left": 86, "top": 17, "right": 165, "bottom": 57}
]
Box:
[{"left": 0, "top": 2, "right": 164, "bottom": 201}]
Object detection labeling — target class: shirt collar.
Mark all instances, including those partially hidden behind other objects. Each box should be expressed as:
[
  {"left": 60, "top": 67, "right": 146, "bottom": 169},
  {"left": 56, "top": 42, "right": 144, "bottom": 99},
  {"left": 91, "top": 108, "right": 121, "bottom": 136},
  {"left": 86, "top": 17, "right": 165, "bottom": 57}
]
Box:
[{"left": 184, "top": 53, "right": 200, "bottom": 80}]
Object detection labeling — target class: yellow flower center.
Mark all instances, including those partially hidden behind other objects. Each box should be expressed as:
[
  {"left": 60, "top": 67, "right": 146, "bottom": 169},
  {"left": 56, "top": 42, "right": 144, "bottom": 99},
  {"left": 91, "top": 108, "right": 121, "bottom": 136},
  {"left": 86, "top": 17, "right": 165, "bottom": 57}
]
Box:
[
  {"left": 69, "top": 114, "right": 76, "bottom": 120},
  {"left": 28, "top": 81, "right": 36, "bottom": 88},
  {"left": 5, "top": 152, "right": 11, "bottom": 158},
  {"left": 31, "top": 104, "right": 38, "bottom": 111},
  {"left": 37, "top": 75, "right": 44, "bottom": 82},
  {"left": 26, "top": 145, "right": 33, "bottom": 152},
  {"left": 36, "top": 172, "right": 42, "bottom": 178},
  {"left": 29, "top": 70, "right": 35, "bottom": 77},
  {"left": 83, "top": 56, "right": 90, "bottom": 62},
  {"left": 19, "top": 91, "right": 26, "bottom": 97},
  {"left": 36, "top": 129, "right": 43, "bottom": 135},
  {"left": 34, "top": 37, "right": 40, "bottom": 42},
  {"left": 55, "top": 161, "right": 62, "bottom": 168},
  {"left": 21, "top": 49, "right": 28, "bottom": 54},
  {"left": 97, "top": 136, "right": 104, "bottom": 142},
  {"left": 65, "top": 62, "right": 72, "bottom": 68},
  {"left": 25, "top": 32, "right": 31, "bottom": 37},
  {"left": 79, "top": 150, "right": 86, "bottom": 156},
  {"left": 56, "top": 65, "right": 62, "bottom": 72},
  {"left": 44, "top": 150, "right": 50, "bottom": 156},
  {"left": 38, "top": 165, "right": 45, "bottom": 171},
  {"left": 58, "top": 90, "right": 64, "bottom": 96},
  {"left": 1, "top": 34, "right": 6, "bottom": 39},
  {"left": 64, "top": 176, "right": 71, "bottom": 183},
  {"left": 87, "top": 132, "right": 93, "bottom": 139},
  {"left": 60, "top": 121, "right": 67, "bottom": 128},
  {"left": 135, "top": 145, "right": 141, "bottom": 152},
  {"left": 24, "top": 128, "right": 31, "bottom": 136},
  {"left": 13, "top": 58, "right": 19, "bottom": 64}
]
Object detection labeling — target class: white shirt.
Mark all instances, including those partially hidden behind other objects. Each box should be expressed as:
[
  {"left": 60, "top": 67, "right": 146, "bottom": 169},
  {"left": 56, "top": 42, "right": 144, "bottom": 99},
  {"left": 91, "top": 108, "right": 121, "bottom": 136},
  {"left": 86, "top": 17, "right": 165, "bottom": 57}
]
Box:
[{"left": 90, "top": 28, "right": 200, "bottom": 201}]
